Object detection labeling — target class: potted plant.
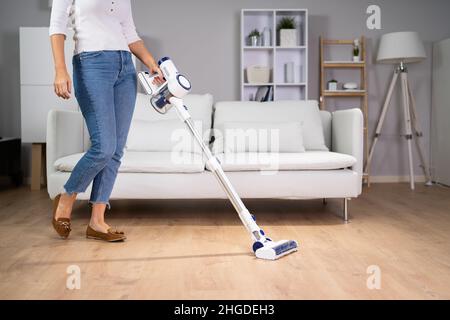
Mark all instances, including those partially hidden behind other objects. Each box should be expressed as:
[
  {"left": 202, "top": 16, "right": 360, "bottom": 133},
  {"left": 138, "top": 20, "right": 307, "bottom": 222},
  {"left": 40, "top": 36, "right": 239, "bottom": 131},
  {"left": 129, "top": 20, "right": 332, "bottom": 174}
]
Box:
[
  {"left": 277, "top": 17, "right": 297, "bottom": 47},
  {"left": 248, "top": 29, "right": 261, "bottom": 47},
  {"left": 353, "top": 39, "right": 360, "bottom": 62},
  {"left": 327, "top": 79, "right": 338, "bottom": 91}
]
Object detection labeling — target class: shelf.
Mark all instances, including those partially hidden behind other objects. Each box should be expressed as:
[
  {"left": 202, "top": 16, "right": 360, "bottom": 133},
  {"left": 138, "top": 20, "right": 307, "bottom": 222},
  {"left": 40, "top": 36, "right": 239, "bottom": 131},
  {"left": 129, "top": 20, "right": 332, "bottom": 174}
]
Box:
[
  {"left": 323, "top": 90, "right": 366, "bottom": 97},
  {"left": 242, "top": 9, "right": 308, "bottom": 101},
  {"left": 277, "top": 85, "right": 306, "bottom": 100},
  {"left": 276, "top": 83, "right": 306, "bottom": 86},
  {"left": 323, "top": 61, "right": 365, "bottom": 68},
  {"left": 323, "top": 40, "right": 355, "bottom": 45},
  {"left": 244, "top": 83, "right": 274, "bottom": 86},
  {"left": 276, "top": 46, "right": 306, "bottom": 49},
  {"left": 320, "top": 36, "right": 369, "bottom": 185},
  {"left": 244, "top": 46, "right": 274, "bottom": 50}
]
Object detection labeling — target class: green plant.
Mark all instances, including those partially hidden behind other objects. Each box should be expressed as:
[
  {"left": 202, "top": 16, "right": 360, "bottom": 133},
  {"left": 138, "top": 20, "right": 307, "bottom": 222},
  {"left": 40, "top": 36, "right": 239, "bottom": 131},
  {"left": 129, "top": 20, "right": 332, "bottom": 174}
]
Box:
[
  {"left": 353, "top": 39, "right": 360, "bottom": 57},
  {"left": 248, "top": 29, "right": 260, "bottom": 38},
  {"left": 277, "top": 17, "right": 296, "bottom": 31}
]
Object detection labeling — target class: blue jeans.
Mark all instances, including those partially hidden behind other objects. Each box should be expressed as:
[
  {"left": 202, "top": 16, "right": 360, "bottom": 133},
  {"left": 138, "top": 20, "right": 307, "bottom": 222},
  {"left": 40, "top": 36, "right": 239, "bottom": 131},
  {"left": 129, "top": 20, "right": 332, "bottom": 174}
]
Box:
[{"left": 64, "top": 50, "right": 137, "bottom": 209}]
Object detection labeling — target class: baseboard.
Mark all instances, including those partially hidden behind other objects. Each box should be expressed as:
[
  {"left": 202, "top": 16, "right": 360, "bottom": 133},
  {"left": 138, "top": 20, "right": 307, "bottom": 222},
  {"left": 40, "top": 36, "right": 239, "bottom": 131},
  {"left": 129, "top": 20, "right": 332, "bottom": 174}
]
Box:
[
  {"left": 0, "top": 176, "right": 10, "bottom": 184},
  {"left": 369, "top": 175, "right": 426, "bottom": 183},
  {"left": 0, "top": 176, "right": 32, "bottom": 187}
]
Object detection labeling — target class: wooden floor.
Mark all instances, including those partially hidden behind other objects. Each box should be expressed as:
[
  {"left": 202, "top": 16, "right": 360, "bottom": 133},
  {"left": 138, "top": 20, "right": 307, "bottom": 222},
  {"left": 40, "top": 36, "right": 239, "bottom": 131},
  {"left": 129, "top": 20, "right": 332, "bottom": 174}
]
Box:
[{"left": 0, "top": 183, "right": 449, "bottom": 300}]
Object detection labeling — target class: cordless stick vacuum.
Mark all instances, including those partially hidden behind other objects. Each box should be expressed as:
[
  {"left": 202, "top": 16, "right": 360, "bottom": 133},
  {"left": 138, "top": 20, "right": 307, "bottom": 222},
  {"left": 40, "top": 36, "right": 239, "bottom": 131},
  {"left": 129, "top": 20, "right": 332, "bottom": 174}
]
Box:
[{"left": 138, "top": 57, "right": 298, "bottom": 260}]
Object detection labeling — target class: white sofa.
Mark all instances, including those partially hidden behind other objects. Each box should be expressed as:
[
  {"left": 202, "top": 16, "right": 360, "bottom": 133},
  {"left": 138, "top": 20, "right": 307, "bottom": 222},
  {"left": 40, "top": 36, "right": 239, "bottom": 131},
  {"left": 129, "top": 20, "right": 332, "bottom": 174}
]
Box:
[{"left": 47, "top": 94, "right": 363, "bottom": 221}]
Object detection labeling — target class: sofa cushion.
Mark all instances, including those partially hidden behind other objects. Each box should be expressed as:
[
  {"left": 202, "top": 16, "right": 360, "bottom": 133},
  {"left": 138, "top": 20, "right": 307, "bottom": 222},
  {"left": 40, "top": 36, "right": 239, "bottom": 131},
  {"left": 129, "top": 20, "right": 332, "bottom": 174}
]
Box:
[
  {"left": 222, "top": 121, "right": 305, "bottom": 153},
  {"left": 210, "top": 151, "right": 356, "bottom": 172},
  {"left": 213, "top": 100, "right": 328, "bottom": 153},
  {"left": 54, "top": 151, "right": 206, "bottom": 173},
  {"left": 126, "top": 119, "right": 202, "bottom": 154}
]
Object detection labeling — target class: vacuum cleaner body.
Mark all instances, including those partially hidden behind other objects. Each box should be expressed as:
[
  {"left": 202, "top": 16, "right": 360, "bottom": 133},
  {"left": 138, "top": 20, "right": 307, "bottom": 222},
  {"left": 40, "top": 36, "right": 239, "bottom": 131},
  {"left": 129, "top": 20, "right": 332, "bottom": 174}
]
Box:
[
  {"left": 138, "top": 58, "right": 191, "bottom": 114},
  {"left": 138, "top": 57, "right": 298, "bottom": 260}
]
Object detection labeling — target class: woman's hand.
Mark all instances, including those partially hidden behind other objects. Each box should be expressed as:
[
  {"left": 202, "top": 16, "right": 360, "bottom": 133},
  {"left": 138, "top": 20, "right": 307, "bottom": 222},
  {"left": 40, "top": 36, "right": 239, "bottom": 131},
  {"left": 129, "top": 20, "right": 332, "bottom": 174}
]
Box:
[
  {"left": 50, "top": 34, "right": 71, "bottom": 100},
  {"left": 54, "top": 68, "right": 72, "bottom": 100},
  {"left": 128, "top": 40, "right": 165, "bottom": 86},
  {"left": 148, "top": 61, "right": 165, "bottom": 86}
]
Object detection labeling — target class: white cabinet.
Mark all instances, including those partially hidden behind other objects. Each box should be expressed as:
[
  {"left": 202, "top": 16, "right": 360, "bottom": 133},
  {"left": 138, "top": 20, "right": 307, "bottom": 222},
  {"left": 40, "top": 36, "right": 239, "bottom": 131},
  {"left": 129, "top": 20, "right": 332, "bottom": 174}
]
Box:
[
  {"left": 20, "top": 27, "right": 78, "bottom": 143},
  {"left": 431, "top": 38, "right": 450, "bottom": 186},
  {"left": 21, "top": 86, "right": 78, "bottom": 142}
]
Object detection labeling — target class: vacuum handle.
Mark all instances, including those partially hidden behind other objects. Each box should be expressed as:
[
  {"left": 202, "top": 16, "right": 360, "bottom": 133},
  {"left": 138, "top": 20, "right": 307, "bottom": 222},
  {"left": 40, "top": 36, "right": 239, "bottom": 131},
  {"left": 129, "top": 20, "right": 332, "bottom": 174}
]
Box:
[{"left": 138, "top": 71, "right": 167, "bottom": 96}]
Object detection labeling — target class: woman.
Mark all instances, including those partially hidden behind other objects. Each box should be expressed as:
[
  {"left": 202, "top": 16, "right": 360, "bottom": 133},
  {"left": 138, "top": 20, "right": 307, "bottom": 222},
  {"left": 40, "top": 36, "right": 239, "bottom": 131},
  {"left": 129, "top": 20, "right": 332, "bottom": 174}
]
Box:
[{"left": 50, "top": 0, "right": 163, "bottom": 241}]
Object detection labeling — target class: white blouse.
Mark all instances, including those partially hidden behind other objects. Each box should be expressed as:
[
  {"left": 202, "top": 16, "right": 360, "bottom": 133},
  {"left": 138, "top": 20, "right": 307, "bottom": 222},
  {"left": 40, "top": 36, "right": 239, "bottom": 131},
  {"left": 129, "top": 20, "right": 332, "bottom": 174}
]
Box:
[{"left": 49, "top": 0, "right": 141, "bottom": 54}]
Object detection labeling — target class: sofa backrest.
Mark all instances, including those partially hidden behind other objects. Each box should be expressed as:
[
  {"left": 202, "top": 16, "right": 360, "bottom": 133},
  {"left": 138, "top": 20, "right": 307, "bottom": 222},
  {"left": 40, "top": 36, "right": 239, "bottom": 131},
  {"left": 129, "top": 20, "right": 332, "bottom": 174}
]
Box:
[
  {"left": 81, "top": 95, "right": 333, "bottom": 153},
  {"left": 320, "top": 110, "right": 332, "bottom": 150},
  {"left": 212, "top": 100, "right": 329, "bottom": 153},
  {"left": 132, "top": 93, "right": 214, "bottom": 127},
  {"left": 83, "top": 93, "right": 214, "bottom": 152}
]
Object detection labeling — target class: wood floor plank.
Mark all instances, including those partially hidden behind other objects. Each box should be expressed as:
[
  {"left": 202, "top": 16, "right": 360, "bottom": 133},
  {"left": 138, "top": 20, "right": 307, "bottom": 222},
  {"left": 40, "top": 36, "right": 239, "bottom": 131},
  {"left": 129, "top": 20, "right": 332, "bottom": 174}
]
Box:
[{"left": 0, "top": 183, "right": 449, "bottom": 299}]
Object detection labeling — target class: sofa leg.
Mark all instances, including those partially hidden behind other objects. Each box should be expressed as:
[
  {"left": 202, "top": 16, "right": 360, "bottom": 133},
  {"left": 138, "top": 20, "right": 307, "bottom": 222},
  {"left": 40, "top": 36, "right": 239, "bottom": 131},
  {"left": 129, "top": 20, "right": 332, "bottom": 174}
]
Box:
[{"left": 343, "top": 198, "right": 350, "bottom": 223}]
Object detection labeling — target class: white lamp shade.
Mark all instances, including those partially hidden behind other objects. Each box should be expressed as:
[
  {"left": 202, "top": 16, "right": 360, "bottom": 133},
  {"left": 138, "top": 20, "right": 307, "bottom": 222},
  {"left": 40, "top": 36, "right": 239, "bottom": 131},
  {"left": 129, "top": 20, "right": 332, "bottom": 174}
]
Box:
[{"left": 377, "top": 31, "right": 426, "bottom": 64}]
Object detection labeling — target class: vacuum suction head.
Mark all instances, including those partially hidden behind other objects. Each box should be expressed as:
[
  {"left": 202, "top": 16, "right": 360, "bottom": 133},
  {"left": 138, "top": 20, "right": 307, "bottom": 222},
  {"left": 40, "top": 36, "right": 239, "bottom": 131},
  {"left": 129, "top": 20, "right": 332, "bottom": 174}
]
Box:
[{"left": 254, "top": 239, "right": 298, "bottom": 260}]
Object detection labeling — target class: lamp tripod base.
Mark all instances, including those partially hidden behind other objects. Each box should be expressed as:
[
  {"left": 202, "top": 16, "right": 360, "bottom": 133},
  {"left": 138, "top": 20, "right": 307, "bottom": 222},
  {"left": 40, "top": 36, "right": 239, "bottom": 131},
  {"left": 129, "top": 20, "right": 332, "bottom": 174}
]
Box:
[{"left": 365, "top": 63, "right": 433, "bottom": 190}]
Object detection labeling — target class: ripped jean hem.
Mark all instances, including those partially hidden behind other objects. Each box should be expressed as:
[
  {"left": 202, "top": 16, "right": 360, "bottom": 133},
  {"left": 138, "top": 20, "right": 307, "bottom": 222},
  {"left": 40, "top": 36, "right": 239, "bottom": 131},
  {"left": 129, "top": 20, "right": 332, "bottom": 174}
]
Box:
[
  {"left": 60, "top": 186, "right": 112, "bottom": 210},
  {"left": 88, "top": 200, "right": 111, "bottom": 210},
  {"left": 62, "top": 185, "right": 82, "bottom": 196}
]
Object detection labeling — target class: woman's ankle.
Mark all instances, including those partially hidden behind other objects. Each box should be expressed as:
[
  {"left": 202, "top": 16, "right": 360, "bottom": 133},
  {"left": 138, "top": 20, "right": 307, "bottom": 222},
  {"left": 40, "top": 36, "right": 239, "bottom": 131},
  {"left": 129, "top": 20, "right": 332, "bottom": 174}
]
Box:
[
  {"left": 90, "top": 217, "right": 104, "bottom": 225},
  {"left": 62, "top": 192, "right": 77, "bottom": 201},
  {"left": 55, "top": 194, "right": 74, "bottom": 219},
  {"left": 89, "top": 219, "right": 109, "bottom": 232}
]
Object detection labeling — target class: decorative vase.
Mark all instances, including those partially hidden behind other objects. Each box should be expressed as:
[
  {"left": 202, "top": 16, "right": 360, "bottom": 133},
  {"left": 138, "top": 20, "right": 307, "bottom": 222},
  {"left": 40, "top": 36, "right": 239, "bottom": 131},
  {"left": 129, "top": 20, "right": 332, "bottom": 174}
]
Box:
[
  {"left": 353, "top": 56, "right": 360, "bottom": 62},
  {"left": 328, "top": 80, "right": 338, "bottom": 91},
  {"left": 249, "top": 36, "right": 259, "bottom": 47},
  {"left": 285, "top": 62, "right": 295, "bottom": 83},
  {"left": 299, "top": 65, "right": 304, "bottom": 82},
  {"left": 262, "top": 27, "right": 271, "bottom": 47},
  {"left": 280, "top": 29, "right": 297, "bottom": 47}
]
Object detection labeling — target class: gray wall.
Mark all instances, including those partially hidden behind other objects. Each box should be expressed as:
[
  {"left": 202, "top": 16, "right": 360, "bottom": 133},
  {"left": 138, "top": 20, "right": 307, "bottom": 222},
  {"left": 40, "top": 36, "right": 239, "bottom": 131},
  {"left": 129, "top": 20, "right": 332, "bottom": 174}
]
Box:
[{"left": 1, "top": 0, "right": 450, "bottom": 180}]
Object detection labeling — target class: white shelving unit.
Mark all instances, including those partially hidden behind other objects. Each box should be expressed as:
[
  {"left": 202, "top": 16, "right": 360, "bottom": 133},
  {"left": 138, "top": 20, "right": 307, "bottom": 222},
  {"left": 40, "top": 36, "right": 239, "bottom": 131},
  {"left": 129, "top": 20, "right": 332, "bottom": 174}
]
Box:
[{"left": 240, "top": 9, "right": 308, "bottom": 101}]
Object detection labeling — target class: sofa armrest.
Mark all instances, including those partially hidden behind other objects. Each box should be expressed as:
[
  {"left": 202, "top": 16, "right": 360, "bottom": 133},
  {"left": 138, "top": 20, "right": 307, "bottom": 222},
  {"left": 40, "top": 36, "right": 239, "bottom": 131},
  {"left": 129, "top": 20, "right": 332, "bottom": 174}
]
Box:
[
  {"left": 332, "top": 108, "right": 364, "bottom": 192},
  {"left": 46, "top": 109, "right": 84, "bottom": 176}
]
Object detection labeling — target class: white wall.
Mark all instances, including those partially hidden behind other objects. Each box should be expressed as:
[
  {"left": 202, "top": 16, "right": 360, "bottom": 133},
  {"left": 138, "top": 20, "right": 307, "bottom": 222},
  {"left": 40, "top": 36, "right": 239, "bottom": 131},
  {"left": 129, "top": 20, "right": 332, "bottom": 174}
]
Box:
[{"left": 1, "top": 0, "right": 450, "bottom": 180}]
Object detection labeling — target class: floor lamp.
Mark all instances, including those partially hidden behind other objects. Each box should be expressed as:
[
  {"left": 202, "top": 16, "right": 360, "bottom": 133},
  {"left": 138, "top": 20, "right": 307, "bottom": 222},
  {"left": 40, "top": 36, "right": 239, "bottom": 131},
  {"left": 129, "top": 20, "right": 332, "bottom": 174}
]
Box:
[{"left": 366, "top": 31, "right": 432, "bottom": 190}]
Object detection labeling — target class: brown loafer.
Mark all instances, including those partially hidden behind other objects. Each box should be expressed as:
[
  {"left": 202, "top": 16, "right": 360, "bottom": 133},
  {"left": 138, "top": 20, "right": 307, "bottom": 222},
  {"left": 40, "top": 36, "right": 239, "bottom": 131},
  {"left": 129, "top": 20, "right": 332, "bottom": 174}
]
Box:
[
  {"left": 86, "top": 225, "right": 126, "bottom": 242},
  {"left": 52, "top": 194, "right": 71, "bottom": 239}
]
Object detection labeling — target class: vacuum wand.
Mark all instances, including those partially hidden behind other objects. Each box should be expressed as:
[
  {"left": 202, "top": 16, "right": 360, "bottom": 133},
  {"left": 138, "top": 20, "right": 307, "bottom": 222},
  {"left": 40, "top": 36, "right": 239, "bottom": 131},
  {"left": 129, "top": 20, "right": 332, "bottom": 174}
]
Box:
[{"left": 138, "top": 57, "right": 298, "bottom": 260}]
